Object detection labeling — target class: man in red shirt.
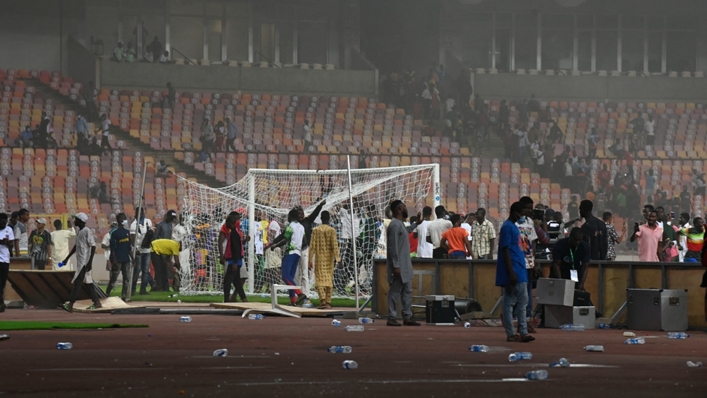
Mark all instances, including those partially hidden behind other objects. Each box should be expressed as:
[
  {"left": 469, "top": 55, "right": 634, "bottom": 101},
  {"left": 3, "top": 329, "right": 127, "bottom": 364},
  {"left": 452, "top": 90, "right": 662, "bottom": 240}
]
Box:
[
  {"left": 597, "top": 164, "right": 611, "bottom": 190},
  {"left": 408, "top": 216, "right": 419, "bottom": 256},
  {"left": 440, "top": 214, "right": 473, "bottom": 259}
]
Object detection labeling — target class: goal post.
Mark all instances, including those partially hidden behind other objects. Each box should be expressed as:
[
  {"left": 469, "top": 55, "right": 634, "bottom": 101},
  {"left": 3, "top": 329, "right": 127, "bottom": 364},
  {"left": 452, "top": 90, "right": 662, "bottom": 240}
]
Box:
[{"left": 177, "top": 163, "right": 440, "bottom": 299}]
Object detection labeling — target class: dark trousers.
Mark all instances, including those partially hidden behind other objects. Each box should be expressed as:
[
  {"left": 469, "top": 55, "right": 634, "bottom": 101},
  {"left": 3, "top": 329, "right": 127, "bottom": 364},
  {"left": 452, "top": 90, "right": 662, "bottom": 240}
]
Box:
[
  {"left": 32, "top": 258, "right": 47, "bottom": 270},
  {"left": 223, "top": 262, "right": 246, "bottom": 302},
  {"left": 151, "top": 253, "right": 169, "bottom": 291},
  {"left": 226, "top": 138, "right": 237, "bottom": 153},
  {"left": 0, "top": 262, "right": 8, "bottom": 301},
  {"left": 432, "top": 247, "right": 447, "bottom": 259},
  {"left": 69, "top": 267, "right": 101, "bottom": 305}
]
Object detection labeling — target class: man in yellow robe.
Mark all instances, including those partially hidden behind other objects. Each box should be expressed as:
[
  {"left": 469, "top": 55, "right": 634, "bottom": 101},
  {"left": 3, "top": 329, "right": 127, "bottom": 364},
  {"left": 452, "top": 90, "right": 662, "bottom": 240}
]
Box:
[{"left": 309, "top": 211, "right": 340, "bottom": 309}]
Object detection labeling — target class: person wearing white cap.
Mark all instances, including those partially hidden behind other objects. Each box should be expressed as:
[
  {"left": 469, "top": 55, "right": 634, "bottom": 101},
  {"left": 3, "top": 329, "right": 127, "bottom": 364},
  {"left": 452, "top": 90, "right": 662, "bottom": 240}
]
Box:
[
  {"left": 61, "top": 213, "right": 102, "bottom": 312},
  {"left": 28, "top": 218, "right": 53, "bottom": 270}
]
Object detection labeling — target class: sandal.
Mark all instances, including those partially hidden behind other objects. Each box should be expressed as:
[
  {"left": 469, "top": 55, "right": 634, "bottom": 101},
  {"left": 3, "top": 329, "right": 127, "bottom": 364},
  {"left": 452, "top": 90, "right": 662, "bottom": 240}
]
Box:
[{"left": 317, "top": 303, "right": 328, "bottom": 310}]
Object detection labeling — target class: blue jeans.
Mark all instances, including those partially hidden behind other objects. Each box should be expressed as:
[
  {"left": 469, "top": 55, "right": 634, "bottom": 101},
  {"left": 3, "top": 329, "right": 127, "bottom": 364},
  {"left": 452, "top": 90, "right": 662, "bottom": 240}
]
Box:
[
  {"left": 281, "top": 254, "right": 302, "bottom": 302},
  {"left": 526, "top": 269, "right": 534, "bottom": 318},
  {"left": 448, "top": 251, "right": 466, "bottom": 259},
  {"left": 502, "top": 282, "right": 529, "bottom": 337},
  {"left": 131, "top": 252, "right": 154, "bottom": 293}
]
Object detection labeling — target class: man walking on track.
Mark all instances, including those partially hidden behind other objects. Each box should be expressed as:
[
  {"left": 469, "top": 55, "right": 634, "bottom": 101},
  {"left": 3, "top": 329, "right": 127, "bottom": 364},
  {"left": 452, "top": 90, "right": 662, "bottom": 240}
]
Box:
[
  {"left": 309, "top": 211, "right": 341, "bottom": 309},
  {"left": 62, "top": 213, "right": 103, "bottom": 313},
  {"left": 497, "top": 202, "right": 535, "bottom": 343},
  {"left": 268, "top": 209, "right": 307, "bottom": 306},
  {"left": 386, "top": 200, "right": 421, "bottom": 327},
  {"left": 0, "top": 213, "right": 15, "bottom": 313}
]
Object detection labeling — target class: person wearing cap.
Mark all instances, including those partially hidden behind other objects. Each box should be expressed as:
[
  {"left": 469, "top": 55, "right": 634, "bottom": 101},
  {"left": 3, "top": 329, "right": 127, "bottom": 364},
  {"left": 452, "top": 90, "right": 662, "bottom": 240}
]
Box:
[
  {"left": 51, "top": 219, "right": 76, "bottom": 270},
  {"left": 62, "top": 213, "right": 103, "bottom": 312},
  {"left": 150, "top": 238, "right": 182, "bottom": 293},
  {"left": 28, "top": 218, "right": 53, "bottom": 270}
]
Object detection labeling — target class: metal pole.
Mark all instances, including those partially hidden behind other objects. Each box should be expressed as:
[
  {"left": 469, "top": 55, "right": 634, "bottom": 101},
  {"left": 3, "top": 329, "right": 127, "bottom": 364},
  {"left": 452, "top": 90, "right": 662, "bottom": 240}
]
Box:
[
  {"left": 128, "top": 160, "right": 149, "bottom": 302},
  {"left": 346, "top": 155, "right": 359, "bottom": 309},
  {"left": 247, "top": 174, "right": 255, "bottom": 294},
  {"left": 433, "top": 163, "right": 441, "bottom": 210}
]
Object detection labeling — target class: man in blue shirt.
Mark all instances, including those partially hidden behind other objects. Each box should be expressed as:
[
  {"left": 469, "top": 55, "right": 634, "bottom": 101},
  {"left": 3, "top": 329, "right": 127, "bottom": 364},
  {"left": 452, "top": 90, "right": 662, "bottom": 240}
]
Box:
[
  {"left": 497, "top": 202, "right": 535, "bottom": 342},
  {"left": 20, "top": 126, "right": 33, "bottom": 149},
  {"left": 107, "top": 213, "right": 134, "bottom": 301}
]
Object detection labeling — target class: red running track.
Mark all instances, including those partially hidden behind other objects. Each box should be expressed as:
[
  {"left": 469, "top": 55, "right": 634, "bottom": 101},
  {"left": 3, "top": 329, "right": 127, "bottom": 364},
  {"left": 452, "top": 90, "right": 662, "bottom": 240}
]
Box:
[{"left": 0, "top": 309, "right": 705, "bottom": 397}]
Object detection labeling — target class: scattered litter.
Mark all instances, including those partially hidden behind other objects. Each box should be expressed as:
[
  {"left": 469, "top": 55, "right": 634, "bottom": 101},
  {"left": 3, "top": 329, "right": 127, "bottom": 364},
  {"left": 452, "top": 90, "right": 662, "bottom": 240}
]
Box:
[
  {"left": 274, "top": 352, "right": 279, "bottom": 356},
  {"left": 597, "top": 324, "right": 612, "bottom": 329},
  {"left": 331, "top": 319, "right": 341, "bottom": 327},
  {"left": 179, "top": 316, "right": 192, "bottom": 323},
  {"left": 358, "top": 317, "right": 374, "bottom": 324},
  {"left": 583, "top": 345, "right": 604, "bottom": 352},
  {"left": 550, "top": 358, "right": 570, "bottom": 368},
  {"left": 687, "top": 361, "right": 702, "bottom": 368},
  {"left": 526, "top": 370, "right": 549, "bottom": 380},
  {"left": 344, "top": 325, "right": 364, "bottom": 332},
  {"left": 342, "top": 360, "right": 358, "bottom": 369},
  {"left": 56, "top": 342, "right": 73, "bottom": 350},
  {"left": 177, "top": 300, "right": 182, "bottom": 304},
  {"left": 463, "top": 322, "right": 471, "bottom": 329},
  {"left": 248, "top": 314, "right": 265, "bottom": 320},
  {"left": 327, "top": 346, "right": 352, "bottom": 354},
  {"left": 508, "top": 352, "right": 533, "bottom": 362},
  {"left": 623, "top": 332, "right": 636, "bottom": 337},
  {"left": 624, "top": 338, "right": 645, "bottom": 345},
  {"left": 0, "top": 334, "right": 9, "bottom": 341},
  {"left": 667, "top": 332, "right": 689, "bottom": 339},
  {"left": 468, "top": 345, "right": 489, "bottom": 352},
  {"left": 559, "top": 324, "right": 585, "bottom": 332},
  {"left": 213, "top": 349, "right": 228, "bottom": 357}
]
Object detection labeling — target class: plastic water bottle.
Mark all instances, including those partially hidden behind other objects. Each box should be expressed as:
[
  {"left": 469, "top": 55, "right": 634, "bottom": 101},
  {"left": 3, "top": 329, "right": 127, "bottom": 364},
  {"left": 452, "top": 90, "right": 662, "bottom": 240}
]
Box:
[
  {"left": 331, "top": 319, "right": 341, "bottom": 327},
  {"left": 550, "top": 358, "right": 570, "bottom": 368},
  {"left": 57, "top": 262, "right": 65, "bottom": 268},
  {"left": 212, "top": 349, "right": 228, "bottom": 357},
  {"left": 508, "top": 352, "right": 533, "bottom": 362},
  {"left": 341, "top": 360, "right": 358, "bottom": 369},
  {"left": 248, "top": 314, "right": 265, "bottom": 320},
  {"left": 179, "top": 316, "right": 192, "bottom": 323},
  {"left": 583, "top": 345, "right": 604, "bottom": 352},
  {"left": 0, "top": 334, "right": 9, "bottom": 341},
  {"left": 598, "top": 324, "right": 612, "bottom": 329},
  {"left": 559, "top": 324, "right": 585, "bottom": 332},
  {"left": 623, "top": 332, "right": 636, "bottom": 337},
  {"left": 687, "top": 361, "right": 703, "bottom": 368},
  {"left": 327, "top": 346, "right": 352, "bottom": 354},
  {"left": 344, "top": 325, "right": 364, "bottom": 332},
  {"left": 668, "top": 332, "right": 689, "bottom": 339},
  {"left": 525, "top": 370, "right": 549, "bottom": 380},
  {"left": 624, "top": 338, "right": 645, "bottom": 345},
  {"left": 468, "top": 345, "right": 489, "bottom": 353},
  {"left": 464, "top": 322, "right": 471, "bottom": 328},
  {"left": 358, "top": 317, "right": 374, "bottom": 324},
  {"left": 302, "top": 301, "right": 314, "bottom": 308},
  {"left": 56, "top": 342, "right": 73, "bottom": 350}
]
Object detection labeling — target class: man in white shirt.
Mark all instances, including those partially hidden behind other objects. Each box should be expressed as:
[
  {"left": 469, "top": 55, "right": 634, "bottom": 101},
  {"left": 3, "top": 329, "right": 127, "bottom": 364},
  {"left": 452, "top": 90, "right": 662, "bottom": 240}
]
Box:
[
  {"left": 460, "top": 213, "right": 475, "bottom": 260},
  {"left": 0, "top": 213, "right": 15, "bottom": 313},
  {"left": 303, "top": 120, "right": 313, "bottom": 155},
  {"left": 130, "top": 206, "right": 155, "bottom": 295},
  {"left": 13, "top": 208, "right": 29, "bottom": 257},
  {"left": 678, "top": 212, "right": 691, "bottom": 262},
  {"left": 516, "top": 125, "right": 530, "bottom": 166},
  {"left": 51, "top": 219, "right": 76, "bottom": 270},
  {"left": 413, "top": 206, "right": 434, "bottom": 258},
  {"left": 99, "top": 114, "right": 112, "bottom": 154},
  {"left": 62, "top": 213, "right": 103, "bottom": 312},
  {"left": 645, "top": 114, "right": 655, "bottom": 147},
  {"left": 426, "top": 205, "right": 453, "bottom": 259}
]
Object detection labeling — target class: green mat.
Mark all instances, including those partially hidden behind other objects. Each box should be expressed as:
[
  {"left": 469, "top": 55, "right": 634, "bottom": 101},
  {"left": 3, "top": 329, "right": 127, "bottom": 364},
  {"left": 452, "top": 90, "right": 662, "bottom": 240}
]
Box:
[{"left": 0, "top": 321, "right": 148, "bottom": 331}]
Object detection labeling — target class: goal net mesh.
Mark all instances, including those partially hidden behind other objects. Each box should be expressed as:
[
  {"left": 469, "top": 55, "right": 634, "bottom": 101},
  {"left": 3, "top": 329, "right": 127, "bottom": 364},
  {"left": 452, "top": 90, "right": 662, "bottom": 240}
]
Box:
[{"left": 176, "top": 164, "right": 437, "bottom": 298}]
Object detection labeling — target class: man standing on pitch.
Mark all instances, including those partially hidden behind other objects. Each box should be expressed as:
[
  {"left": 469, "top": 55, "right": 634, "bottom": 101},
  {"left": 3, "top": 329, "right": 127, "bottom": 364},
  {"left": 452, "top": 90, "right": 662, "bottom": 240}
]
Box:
[
  {"left": 62, "top": 213, "right": 103, "bottom": 312},
  {"left": 309, "top": 211, "right": 341, "bottom": 309},
  {"left": 0, "top": 213, "right": 15, "bottom": 313},
  {"left": 497, "top": 202, "right": 534, "bottom": 342},
  {"left": 268, "top": 209, "right": 307, "bottom": 306},
  {"left": 386, "top": 200, "right": 421, "bottom": 327},
  {"left": 108, "top": 214, "right": 134, "bottom": 301}
]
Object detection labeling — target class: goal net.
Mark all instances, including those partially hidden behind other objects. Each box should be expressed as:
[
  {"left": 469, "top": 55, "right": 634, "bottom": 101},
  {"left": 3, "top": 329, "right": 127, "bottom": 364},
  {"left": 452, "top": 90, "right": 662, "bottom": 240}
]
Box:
[{"left": 175, "top": 163, "right": 439, "bottom": 299}]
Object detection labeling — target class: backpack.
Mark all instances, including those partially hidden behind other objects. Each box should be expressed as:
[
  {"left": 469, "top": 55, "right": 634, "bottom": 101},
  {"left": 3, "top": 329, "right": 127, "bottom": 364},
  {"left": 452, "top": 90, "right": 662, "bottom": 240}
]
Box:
[{"left": 141, "top": 227, "right": 154, "bottom": 249}]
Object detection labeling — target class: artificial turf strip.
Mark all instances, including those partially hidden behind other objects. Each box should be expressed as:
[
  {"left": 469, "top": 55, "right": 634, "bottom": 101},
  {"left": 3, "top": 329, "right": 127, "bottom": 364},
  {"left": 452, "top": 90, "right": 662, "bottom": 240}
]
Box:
[{"left": 0, "top": 321, "right": 148, "bottom": 331}]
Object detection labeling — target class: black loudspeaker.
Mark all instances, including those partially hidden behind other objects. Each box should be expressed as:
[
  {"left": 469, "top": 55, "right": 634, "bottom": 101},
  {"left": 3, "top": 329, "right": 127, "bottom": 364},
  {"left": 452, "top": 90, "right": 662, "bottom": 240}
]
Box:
[{"left": 455, "top": 298, "right": 483, "bottom": 315}]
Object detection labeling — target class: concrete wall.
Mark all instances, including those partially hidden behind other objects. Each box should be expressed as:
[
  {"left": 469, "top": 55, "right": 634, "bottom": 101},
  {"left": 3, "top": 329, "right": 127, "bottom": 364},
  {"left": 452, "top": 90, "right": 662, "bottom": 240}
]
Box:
[
  {"left": 67, "top": 37, "right": 97, "bottom": 93},
  {"left": 475, "top": 73, "right": 707, "bottom": 102},
  {"left": 98, "top": 60, "right": 378, "bottom": 96}
]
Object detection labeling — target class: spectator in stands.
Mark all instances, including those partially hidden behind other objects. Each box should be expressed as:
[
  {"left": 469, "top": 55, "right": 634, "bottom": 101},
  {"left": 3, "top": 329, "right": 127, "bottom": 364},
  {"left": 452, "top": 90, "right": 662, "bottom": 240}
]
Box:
[
  {"left": 13, "top": 208, "right": 29, "bottom": 257},
  {"left": 630, "top": 210, "right": 663, "bottom": 262},
  {"left": 679, "top": 185, "right": 692, "bottom": 213},
  {"left": 527, "top": 94, "right": 540, "bottom": 113},
  {"left": 19, "top": 125, "right": 33, "bottom": 149},
  {"left": 147, "top": 36, "right": 162, "bottom": 63},
  {"left": 98, "top": 114, "right": 112, "bottom": 154},
  {"left": 125, "top": 42, "right": 136, "bottom": 62},
  {"left": 563, "top": 157, "right": 574, "bottom": 188},
  {"left": 444, "top": 94, "right": 455, "bottom": 116},
  {"left": 28, "top": 218, "right": 52, "bottom": 270},
  {"left": 225, "top": 117, "right": 238, "bottom": 153},
  {"left": 518, "top": 98, "right": 528, "bottom": 124},
  {"left": 159, "top": 50, "right": 171, "bottom": 64},
  {"left": 166, "top": 82, "right": 175, "bottom": 110},
  {"left": 51, "top": 219, "right": 75, "bottom": 270},
  {"left": 113, "top": 41, "right": 124, "bottom": 61},
  {"left": 214, "top": 121, "right": 226, "bottom": 151},
  {"left": 644, "top": 169, "right": 657, "bottom": 196},
  {"left": 515, "top": 124, "right": 530, "bottom": 166},
  {"left": 156, "top": 159, "right": 170, "bottom": 175},
  {"left": 200, "top": 118, "right": 215, "bottom": 162},
  {"left": 421, "top": 84, "right": 433, "bottom": 119},
  {"left": 645, "top": 114, "right": 655, "bottom": 146},
  {"left": 471, "top": 208, "right": 495, "bottom": 260},
  {"left": 497, "top": 201, "right": 534, "bottom": 342},
  {"left": 429, "top": 83, "right": 441, "bottom": 120},
  {"left": 303, "top": 120, "right": 312, "bottom": 154},
  {"left": 691, "top": 169, "right": 706, "bottom": 197},
  {"left": 597, "top": 164, "right": 611, "bottom": 191},
  {"left": 132, "top": 20, "right": 148, "bottom": 51},
  {"left": 617, "top": 189, "right": 627, "bottom": 217},
  {"left": 74, "top": 114, "right": 89, "bottom": 146},
  {"left": 587, "top": 128, "right": 599, "bottom": 159},
  {"left": 603, "top": 212, "right": 626, "bottom": 261},
  {"left": 427, "top": 205, "right": 452, "bottom": 259},
  {"left": 630, "top": 111, "right": 645, "bottom": 140}
]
